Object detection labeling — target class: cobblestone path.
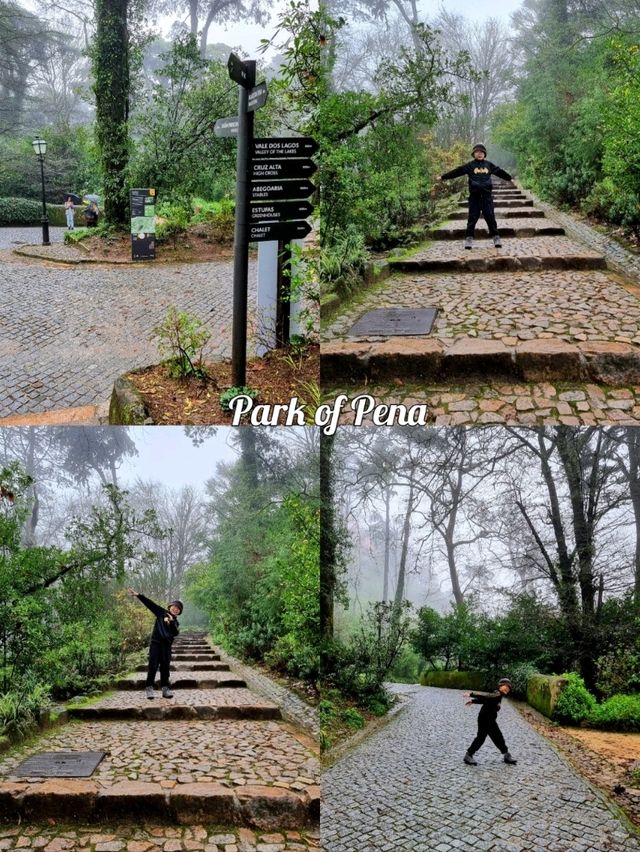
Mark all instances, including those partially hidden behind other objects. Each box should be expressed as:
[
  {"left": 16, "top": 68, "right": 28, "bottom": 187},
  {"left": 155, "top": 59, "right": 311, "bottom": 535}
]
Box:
[
  {"left": 322, "top": 685, "right": 640, "bottom": 851},
  {"left": 0, "top": 228, "right": 65, "bottom": 249},
  {"left": 0, "top": 634, "right": 319, "bottom": 848},
  {"left": 0, "top": 251, "right": 255, "bottom": 417},
  {"left": 322, "top": 185, "right": 640, "bottom": 419}
]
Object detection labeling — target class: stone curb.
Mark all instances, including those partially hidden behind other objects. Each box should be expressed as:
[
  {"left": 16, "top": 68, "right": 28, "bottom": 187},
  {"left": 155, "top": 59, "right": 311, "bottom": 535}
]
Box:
[
  {"left": 132, "top": 662, "right": 228, "bottom": 671},
  {"left": 12, "top": 246, "right": 96, "bottom": 265},
  {"left": 321, "top": 337, "right": 640, "bottom": 386},
  {"left": 216, "top": 649, "right": 319, "bottom": 741},
  {"left": 449, "top": 209, "right": 545, "bottom": 220},
  {"left": 109, "top": 374, "right": 152, "bottom": 425},
  {"left": 67, "top": 704, "right": 281, "bottom": 722},
  {"left": 389, "top": 254, "right": 607, "bottom": 273},
  {"left": 0, "top": 780, "right": 319, "bottom": 829}
]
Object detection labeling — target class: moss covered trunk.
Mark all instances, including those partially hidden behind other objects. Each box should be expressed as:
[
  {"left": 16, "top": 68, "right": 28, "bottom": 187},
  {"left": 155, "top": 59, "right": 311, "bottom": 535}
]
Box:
[{"left": 94, "top": 0, "right": 130, "bottom": 225}]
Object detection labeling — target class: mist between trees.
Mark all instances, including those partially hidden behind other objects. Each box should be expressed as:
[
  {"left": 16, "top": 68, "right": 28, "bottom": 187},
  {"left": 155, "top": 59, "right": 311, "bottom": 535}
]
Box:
[
  {"left": 320, "top": 427, "right": 640, "bottom": 731},
  {"left": 0, "top": 426, "right": 319, "bottom": 744}
]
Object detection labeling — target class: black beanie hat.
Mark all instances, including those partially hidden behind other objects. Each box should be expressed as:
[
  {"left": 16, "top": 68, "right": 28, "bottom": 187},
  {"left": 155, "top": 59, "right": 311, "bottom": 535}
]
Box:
[
  {"left": 472, "top": 143, "right": 487, "bottom": 155},
  {"left": 169, "top": 600, "right": 184, "bottom": 613}
]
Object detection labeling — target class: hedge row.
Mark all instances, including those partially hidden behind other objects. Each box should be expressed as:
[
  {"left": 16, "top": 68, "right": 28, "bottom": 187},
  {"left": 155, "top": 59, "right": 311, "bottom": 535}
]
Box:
[
  {"left": 420, "top": 670, "right": 485, "bottom": 690},
  {"left": 0, "top": 197, "right": 81, "bottom": 227}
]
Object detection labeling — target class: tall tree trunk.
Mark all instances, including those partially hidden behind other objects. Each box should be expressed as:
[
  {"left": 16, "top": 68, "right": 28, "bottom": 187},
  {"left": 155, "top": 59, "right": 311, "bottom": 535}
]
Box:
[
  {"left": 320, "top": 433, "right": 337, "bottom": 641},
  {"left": 624, "top": 427, "right": 640, "bottom": 610},
  {"left": 393, "top": 479, "right": 414, "bottom": 614},
  {"left": 94, "top": 0, "right": 130, "bottom": 225},
  {"left": 382, "top": 485, "right": 391, "bottom": 602}
]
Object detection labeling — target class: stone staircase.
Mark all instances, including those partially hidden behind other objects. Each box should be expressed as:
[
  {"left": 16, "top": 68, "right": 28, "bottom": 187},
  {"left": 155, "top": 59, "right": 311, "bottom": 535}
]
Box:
[
  {"left": 322, "top": 183, "right": 640, "bottom": 388},
  {"left": 0, "top": 633, "right": 319, "bottom": 831}
]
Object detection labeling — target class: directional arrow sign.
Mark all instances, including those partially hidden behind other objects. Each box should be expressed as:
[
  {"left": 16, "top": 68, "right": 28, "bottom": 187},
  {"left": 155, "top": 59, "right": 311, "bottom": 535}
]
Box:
[
  {"left": 253, "top": 137, "right": 319, "bottom": 158},
  {"left": 250, "top": 180, "right": 315, "bottom": 201},
  {"left": 249, "top": 220, "right": 313, "bottom": 242},
  {"left": 214, "top": 116, "right": 239, "bottom": 137},
  {"left": 247, "top": 81, "right": 268, "bottom": 113},
  {"left": 228, "top": 52, "right": 250, "bottom": 87},
  {"left": 251, "top": 159, "right": 317, "bottom": 180},
  {"left": 250, "top": 200, "right": 313, "bottom": 222}
]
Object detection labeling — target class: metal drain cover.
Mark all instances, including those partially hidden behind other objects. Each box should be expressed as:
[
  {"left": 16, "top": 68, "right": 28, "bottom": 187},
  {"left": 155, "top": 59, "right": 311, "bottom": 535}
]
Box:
[
  {"left": 348, "top": 307, "right": 437, "bottom": 337},
  {"left": 14, "top": 751, "right": 105, "bottom": 777}
]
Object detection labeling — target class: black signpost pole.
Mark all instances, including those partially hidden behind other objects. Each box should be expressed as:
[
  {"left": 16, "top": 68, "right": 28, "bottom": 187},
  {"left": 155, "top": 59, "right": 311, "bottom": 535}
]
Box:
[{"left": 231, "top": 59, "right": 256, "bottom": 387}]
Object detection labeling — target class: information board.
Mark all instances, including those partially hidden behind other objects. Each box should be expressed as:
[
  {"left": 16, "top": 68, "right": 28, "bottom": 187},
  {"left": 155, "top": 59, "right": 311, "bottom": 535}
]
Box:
[{"left": 130, "top": 188, "right": 156, "bottom": 260}]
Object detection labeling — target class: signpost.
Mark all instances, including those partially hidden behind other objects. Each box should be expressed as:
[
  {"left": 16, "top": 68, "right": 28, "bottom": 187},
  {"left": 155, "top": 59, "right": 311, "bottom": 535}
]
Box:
[
  {"left": 130, "top": 188, "right": 156, "bottom": 260},
  {"left": 222, "top": 52, "right": 318, "bottom": 381}
]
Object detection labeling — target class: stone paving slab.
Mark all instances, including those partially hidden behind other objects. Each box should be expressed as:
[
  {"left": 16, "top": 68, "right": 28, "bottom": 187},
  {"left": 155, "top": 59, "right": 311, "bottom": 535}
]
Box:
[
  {"left": 390, "top": 237, "right": 605, "bottom": 273},
  {"left": 67, "top": 690, "right": 281, "bottom": 721},
  {"left": 0, "top": 822, "right": 321, "bottom": 850},
  {"left": 325, "top": 381, "right": 640, "bottom": 426},
  {"left": 133, "top": 664, "right": 229, "bottom": 673},
  {"left": 323, "top": 270, "right": 640, "bottom": 347},
  {"left": 0, "top": 720, "right": 318, "bottom": 793},
  {"left": 115, "top": 674, "right": 245, "bottom": 690},
  {"left": 321, "top": 686, "right": 640, "bottom": 851},
  {"left": 0, "top": 254, "right": 256, "bottom": 417}
]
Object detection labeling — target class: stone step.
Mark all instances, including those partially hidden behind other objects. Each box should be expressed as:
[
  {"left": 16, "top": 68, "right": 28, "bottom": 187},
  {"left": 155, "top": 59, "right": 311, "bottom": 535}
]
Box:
[
  {"left": 67, "top": 689, "right": 282, "bottom": 721},
  {"left": 458, "top": 199, "right": 534, "bottom": 208},
  {"left": 115, "top": 673, "right": 245, "bottom": 690},
  {"left": 172, "top": 654, "right": 220, "bottom": 662},
  {"left": 430, "top": 223, "right": 564, "bottom": 240},
  {"left": 134, "top": 663, "right": 229, "bottom": 672},
  {"left": 449, "top": 208, "right": 545, "bottom": 220},
  {"left": 389, "top": 237, "right": 606, "bottom": 273},
  {"left": 0, "top": 780, "right": 318, "bottom": 828},
  {"left": 321, "top": 337, "right": 640, "bottom": 387}
]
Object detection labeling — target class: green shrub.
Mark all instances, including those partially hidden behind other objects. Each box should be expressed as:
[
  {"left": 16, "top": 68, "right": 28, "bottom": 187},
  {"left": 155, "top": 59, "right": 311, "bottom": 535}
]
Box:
[
  {"left": 150, "top": 306, "right": 211, "bottom": 378},
  {"left": 0, "top": 679, "right": 51, "bottom": 740},
  {"left": 156, "top": 202, "right": 190, "bottom": 245},
  {"left": 0, "top": 197, "right": 43, "bottom": 225},
  {"left": 591, "top": 694, "right": 640, "bottom": 732},
  {"left": 552, "top": 673, "right": 596, "bottom": 725},
  {"left": 420, "top": 670, "right": 485, "bottom": 690},
  {"left": 503, "top": 663, "right": 539, "bottom": 699},
  {"left": 596, "top": 651, "right": 640, "bottom": 699},
  {"left": 318, "top": 227, "right": 369, "bottom": 298},
  {"left": 219, "top": 386, "right": 259, "bottom": 412},
  {"left": 341, "top": 707, "right": 365, "bottom": 729},
  {"left": 191, "top": 197, "right": 235, "bottom": 242}
]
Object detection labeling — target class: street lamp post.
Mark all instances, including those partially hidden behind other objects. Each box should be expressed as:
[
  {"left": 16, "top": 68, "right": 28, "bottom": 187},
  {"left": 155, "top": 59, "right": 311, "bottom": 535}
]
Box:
[{"left": 32, "top": 138, "right": 50, "bottom": 246}]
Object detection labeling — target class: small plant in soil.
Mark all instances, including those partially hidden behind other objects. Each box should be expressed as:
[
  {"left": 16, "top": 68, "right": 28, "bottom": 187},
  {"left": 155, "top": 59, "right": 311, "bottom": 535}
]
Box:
[
  {"left": 150, "top": 306, "right": 210, "bottom": 379},
  {"left": 219, "top": 386, "right": 259, "bottom": 412}
]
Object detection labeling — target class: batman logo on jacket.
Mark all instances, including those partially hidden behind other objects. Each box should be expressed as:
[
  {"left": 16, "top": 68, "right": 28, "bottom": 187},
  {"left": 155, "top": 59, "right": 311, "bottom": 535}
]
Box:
[{"left": 474, "top": 167, "right": 490, "bottom": 174}]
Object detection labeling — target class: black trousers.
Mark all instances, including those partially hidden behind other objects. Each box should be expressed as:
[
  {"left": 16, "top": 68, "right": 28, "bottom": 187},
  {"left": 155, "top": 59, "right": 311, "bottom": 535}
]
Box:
[
  {"left": 468, "top": 718, "right": 508, "bottom": 755},
  {"left": 146, "top": 640, "right": 172, "bottom": 687},
  {"left": 466, "top": 193, "right": 499, "bottom": 237}
]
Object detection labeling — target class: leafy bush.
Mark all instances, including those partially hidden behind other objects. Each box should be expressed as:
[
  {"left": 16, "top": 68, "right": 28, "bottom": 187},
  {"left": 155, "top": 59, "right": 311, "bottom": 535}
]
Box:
[
  {"left": 590, "top": 694, "right": 640, "bottom": 732},
  {"left": 155, "top": 202, "right": 190, "bottom": 246},
  {"left": 319, "top": 226, "right": 369, "bottom": 298},
  {"left": 150, "top": 306, "right": 211, "bottom": 378},
  {"left": 190, "top": 197, "right": 235, "bottom": 242},
  {"left": 219, "top": 386, "right": 259, "bottom": 412},
  {"left": 552, "top": 673, "right": 597, "bottom": 725},
  {"left": 596, "top": 651, "right": 640, "bottom": 699},
  {"left": 0, "top": 197, "right": 44, "bottom": 225},
  {"left": 0, "top": 678, "right": 51, "bottom": 740},
  {"left": 342, "top": 707, "right": 365, "bottom": 729},
  {"left": 502, "top": 663, "right": 539, "bottom": 699}
]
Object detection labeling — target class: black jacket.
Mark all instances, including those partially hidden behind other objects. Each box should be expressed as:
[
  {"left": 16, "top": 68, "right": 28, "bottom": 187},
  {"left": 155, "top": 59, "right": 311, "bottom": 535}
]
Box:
[
  {"left": 441, "top": 160, "right": 512, "bottom": 194},
  {"left": 470, "top": 690, "right": 503, "bottom": 723},
  {"left": 137, "top": 593, "right": 180, "bottom": 644}
]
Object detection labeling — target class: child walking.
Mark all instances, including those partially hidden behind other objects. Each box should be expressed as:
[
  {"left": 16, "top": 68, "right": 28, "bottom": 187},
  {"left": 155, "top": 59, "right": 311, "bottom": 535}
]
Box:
[
  {"left": 128, "top": 588, "right": 183, "bottom": 699},
  {"left": 437, "top": 143, "right": 513, "bottom": 250},
  {"left": 463, "top": 677, "right": 518, "bottom": 765}
]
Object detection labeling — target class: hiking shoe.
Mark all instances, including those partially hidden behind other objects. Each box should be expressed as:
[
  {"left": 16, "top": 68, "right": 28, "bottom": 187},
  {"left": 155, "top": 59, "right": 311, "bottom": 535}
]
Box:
[
  {"left": 493, "top": 235, "right": 502, "bottom": 248},
  {"left": 504, "top": 752, "right": 517, "bottom": 765},
  {"left": 463, "top": 752, "right": 478, "bottom": 766},
  {"left": 145, "top": 686, "right": 154, "bottom": 700},
  {"left": 464, "top": 237, "right": 473, "bottom": 250},
  {"left": 162, "top": 686, "right": 174, "bottom": 698}
]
